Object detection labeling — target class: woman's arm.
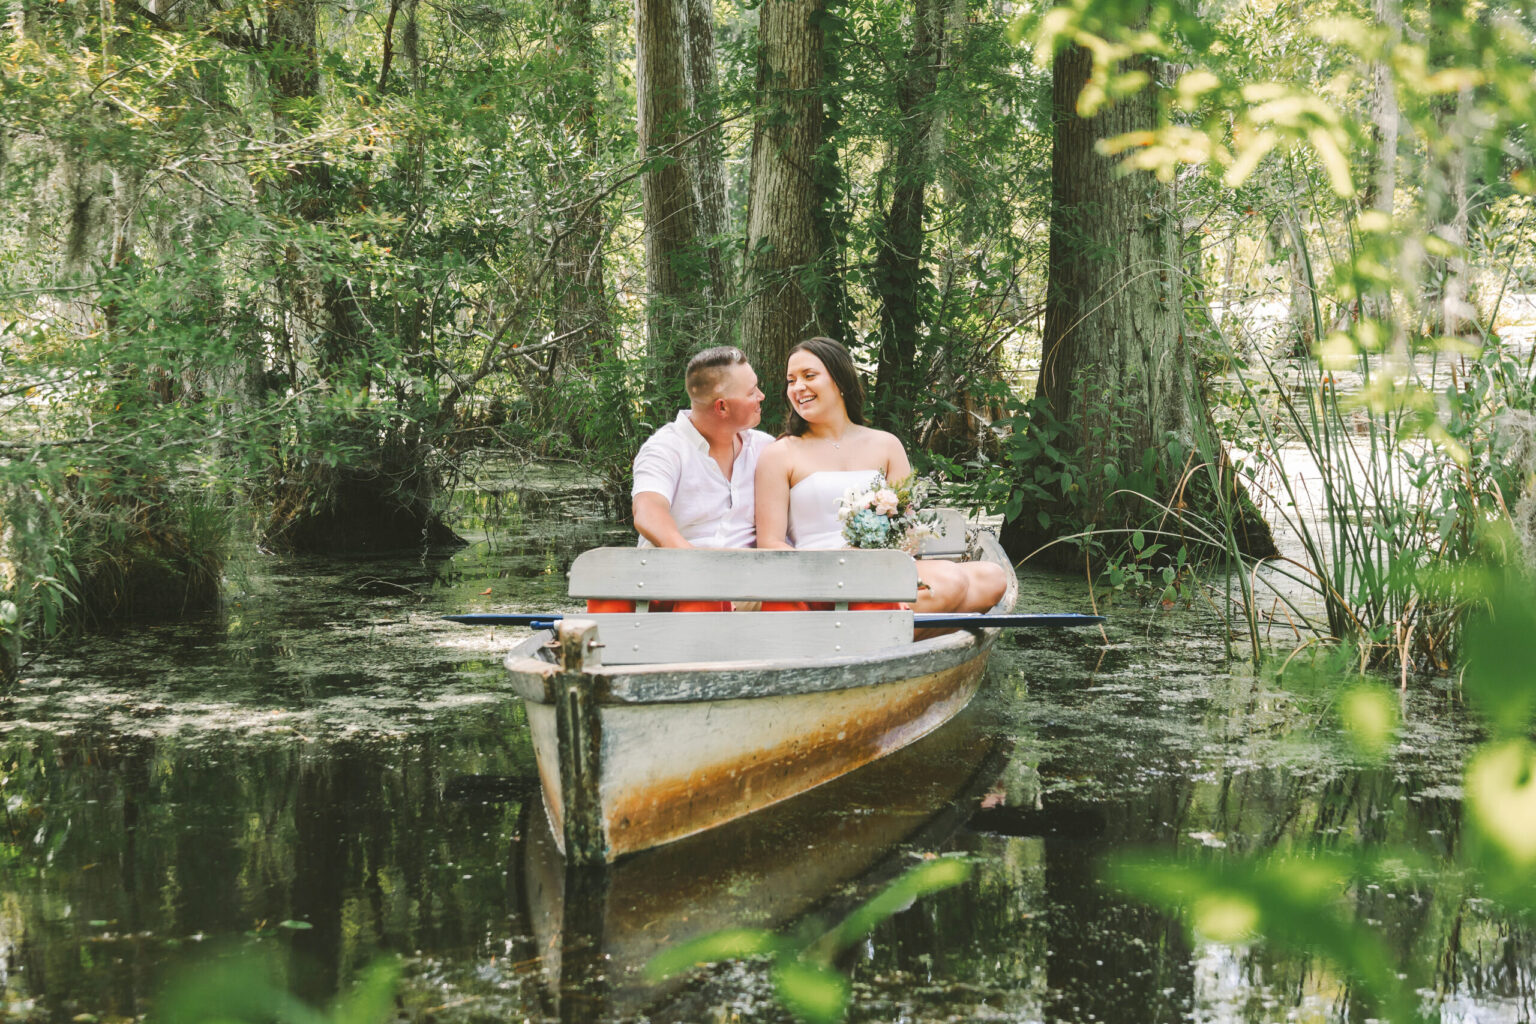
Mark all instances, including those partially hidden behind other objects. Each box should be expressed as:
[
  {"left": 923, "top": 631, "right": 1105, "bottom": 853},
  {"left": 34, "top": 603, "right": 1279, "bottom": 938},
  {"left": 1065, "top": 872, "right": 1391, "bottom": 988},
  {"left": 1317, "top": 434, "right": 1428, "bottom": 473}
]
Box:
[
  {"left": 882, "top": 431, "right": 913, "bottom": 482},
  {"left": 754, "top": 442, "right": 795, "bottom": 549}
]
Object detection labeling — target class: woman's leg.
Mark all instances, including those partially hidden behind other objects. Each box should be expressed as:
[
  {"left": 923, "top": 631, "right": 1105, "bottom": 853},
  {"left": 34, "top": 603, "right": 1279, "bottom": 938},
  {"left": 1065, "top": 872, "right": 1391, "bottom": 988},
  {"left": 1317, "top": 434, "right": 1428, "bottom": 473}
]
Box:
[
  {"left": 914, "top": 559, "right": 1011, "bottom": 614},
  {"left": 914, "top": 560, "right": 966, "bottom": 613},
  {"left": 957, "top": 561, "right": 1011, "bottom": 612}
]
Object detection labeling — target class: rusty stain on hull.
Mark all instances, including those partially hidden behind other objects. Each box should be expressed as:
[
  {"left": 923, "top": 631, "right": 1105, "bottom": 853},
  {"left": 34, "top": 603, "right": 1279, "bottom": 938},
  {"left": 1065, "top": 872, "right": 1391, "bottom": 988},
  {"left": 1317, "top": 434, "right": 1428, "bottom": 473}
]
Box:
[{"left": 600, "top": 652, "right": 985, "bottom": 857}]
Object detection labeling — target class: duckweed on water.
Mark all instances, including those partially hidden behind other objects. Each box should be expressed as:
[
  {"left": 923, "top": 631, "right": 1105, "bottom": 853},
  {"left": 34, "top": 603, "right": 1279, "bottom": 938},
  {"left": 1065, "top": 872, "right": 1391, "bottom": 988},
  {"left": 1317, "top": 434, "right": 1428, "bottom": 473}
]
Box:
[{"left": 0, "top": 498, "right": 1523, "bottom": 1023}]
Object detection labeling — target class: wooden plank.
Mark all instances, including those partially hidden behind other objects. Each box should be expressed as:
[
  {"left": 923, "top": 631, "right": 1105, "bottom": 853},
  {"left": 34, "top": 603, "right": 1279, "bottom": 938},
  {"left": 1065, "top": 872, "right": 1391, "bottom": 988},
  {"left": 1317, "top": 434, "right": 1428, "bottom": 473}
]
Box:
[
  {"left": 583, "top": 610, "right": 913, "bottom": 665},
  {"left": 568, "top": 548, "right": 917, "bottom": 602},
  {"left": 915, "top": 508, "right": 968, "bottom": 559}
]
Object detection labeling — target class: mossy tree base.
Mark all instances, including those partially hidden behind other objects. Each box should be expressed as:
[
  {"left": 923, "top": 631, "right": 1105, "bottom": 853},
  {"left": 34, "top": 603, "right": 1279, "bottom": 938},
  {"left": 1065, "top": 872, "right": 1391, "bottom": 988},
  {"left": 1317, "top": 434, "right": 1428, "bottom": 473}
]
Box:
[
  {"left": 1000, "top": 457, "right": 1280, "bottom": 572},
  {"left": 264, "top": 470, "right": 463, "bottom": 554}
]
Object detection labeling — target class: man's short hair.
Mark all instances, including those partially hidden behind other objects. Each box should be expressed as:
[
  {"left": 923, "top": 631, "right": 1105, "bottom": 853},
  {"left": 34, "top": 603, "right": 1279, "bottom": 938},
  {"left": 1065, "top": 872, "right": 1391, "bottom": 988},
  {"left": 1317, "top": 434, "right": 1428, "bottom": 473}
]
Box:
[{"left": 685, "top": 346, "right": 750, "bottom": 403}]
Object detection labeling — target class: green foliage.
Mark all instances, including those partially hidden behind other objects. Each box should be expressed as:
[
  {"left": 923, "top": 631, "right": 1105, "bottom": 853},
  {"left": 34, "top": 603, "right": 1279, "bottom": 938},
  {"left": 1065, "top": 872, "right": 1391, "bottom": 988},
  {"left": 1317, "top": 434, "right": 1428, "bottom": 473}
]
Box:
[
  {"left": 155, "top": 947, "right": 401, "bottom": 1024},
  {"left": 1111, "top": 563, "right": 1536, "bottom": 1024},
  {"left": 647, "top": 856, "right": 972, "bottom": 1024}
]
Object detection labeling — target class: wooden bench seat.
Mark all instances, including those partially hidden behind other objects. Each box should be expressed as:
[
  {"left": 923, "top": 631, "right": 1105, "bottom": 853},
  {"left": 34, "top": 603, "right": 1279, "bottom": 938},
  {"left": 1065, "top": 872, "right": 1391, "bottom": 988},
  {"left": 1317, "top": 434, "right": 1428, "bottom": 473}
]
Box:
[
  {"left": 913, "top": 508, "right": 969, "bottom": 560},
  {"left": 567, "top": 548, "right": 918, "bottom": 665}
]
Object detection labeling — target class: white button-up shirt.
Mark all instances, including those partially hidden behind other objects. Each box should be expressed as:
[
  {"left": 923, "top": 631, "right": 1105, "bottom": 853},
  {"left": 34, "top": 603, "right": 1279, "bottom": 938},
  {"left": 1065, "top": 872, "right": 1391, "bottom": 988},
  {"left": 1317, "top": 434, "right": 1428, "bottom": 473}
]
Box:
[{"left": 631, "top": 410, "right": 773, "bottom": 548}]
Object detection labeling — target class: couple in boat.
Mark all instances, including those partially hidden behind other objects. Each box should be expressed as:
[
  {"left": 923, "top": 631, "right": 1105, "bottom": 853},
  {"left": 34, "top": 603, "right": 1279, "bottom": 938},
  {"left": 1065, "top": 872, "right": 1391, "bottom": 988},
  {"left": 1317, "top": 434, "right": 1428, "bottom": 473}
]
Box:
[{"left": 629, "top": 336, "right": 1008, "bottom": 615}]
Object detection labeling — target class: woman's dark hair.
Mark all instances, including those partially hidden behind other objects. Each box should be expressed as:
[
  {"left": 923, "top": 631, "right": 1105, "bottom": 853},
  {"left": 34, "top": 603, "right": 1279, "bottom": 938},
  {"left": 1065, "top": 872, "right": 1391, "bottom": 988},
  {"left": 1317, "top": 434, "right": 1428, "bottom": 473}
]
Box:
[{"left": 783, "top": 336, "right": 865, "bottom": 437}]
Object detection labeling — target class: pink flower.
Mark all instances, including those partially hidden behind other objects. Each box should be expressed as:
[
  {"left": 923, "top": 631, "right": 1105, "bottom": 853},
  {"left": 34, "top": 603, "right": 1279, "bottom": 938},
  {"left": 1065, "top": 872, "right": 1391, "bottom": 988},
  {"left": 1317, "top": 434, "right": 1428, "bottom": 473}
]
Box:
[{"left": 873, "top": 488, "right": 900, "bottom": 516}]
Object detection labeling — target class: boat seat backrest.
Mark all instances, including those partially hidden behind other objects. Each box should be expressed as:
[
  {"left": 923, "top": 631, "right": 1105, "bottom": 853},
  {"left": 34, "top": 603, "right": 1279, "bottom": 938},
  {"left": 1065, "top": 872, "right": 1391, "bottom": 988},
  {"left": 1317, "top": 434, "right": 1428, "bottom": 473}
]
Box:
[
  {"left": 567, "top": 548, "right": 918, "bottom": 665},
  {"left": 914, "top": 508, "right": 969, "bottom": 560}
]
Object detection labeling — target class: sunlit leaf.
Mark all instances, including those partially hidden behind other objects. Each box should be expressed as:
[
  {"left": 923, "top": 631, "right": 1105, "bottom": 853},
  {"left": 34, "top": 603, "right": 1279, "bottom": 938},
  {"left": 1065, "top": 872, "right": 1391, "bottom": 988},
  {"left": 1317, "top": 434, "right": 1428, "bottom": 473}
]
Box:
[
  {"left": 1308, "top": 128, "right": 1355, "bottom": 197},
  {"left": 1423, "top": 67, "right": 1484, "bottom": 93},
  {"left": 1190, "top": 892, "right": 1259, "bottom": 941},
  {"left": 1223, "top": 130, "right": 1278, "bottom": 186},
  {"left": 155, "top": 948, "right": 329, "bottom": 1024},
  {"left": 1462, "top": 571, "right": 1536, "bottom": 736},
  {"left": 815, "top": 857, "right": 971, "bottom": 956},
  {"left": 1339, "top": 684, "right": 1397, "bottom": 759},
  {"left": 1175, "top": 69, "right": 1220, "bottom": 109},
  {"left": 1466, "top": 739, "right": 1536, "bottom": 868},
  {"left": 329, "top": 960, "right": 401, "bottom": 1024},
  {"left": 645, "top": 928, "right": 781, "bottom": 981},
  {"left": 771, "top": 960, "right": 850, "bottom": 1024},
  {"left": 1030, "top": 7, "right": 1076, "bottom": 66},
  {"left": 1356, "top": 210, "right": 1394, "bottom": 233},
  {"left": 1109, "top": 70, "right": 1149, "bottom": 97},
  {"left": 1315, "top": 332, "right": 1357, "bottom": 371},
  {"left": 1308, "top": 16, "right": 1373, "bottom": 48}
]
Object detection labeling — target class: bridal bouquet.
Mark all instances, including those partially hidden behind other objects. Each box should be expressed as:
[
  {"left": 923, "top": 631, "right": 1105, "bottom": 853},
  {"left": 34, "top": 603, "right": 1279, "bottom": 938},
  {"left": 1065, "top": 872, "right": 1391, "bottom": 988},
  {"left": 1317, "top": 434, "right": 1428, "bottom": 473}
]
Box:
[{"left": 838, "top": 472, "right": 939, "bottom": 552}]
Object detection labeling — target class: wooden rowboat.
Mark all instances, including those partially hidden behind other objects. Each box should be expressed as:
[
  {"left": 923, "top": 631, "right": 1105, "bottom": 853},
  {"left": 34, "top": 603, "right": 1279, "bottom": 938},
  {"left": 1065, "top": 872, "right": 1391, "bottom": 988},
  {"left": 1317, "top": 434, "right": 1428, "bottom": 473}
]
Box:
[{"left": 501, "top": 524, "right": 1018, "bottom": 865}]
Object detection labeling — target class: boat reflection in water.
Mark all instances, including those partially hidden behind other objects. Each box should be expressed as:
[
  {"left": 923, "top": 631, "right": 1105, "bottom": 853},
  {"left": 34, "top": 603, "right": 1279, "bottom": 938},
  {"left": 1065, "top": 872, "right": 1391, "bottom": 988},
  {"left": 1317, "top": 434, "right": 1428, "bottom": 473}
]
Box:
[{"left": 512, "top": 700, "right": 1010, "bottom": 1022}]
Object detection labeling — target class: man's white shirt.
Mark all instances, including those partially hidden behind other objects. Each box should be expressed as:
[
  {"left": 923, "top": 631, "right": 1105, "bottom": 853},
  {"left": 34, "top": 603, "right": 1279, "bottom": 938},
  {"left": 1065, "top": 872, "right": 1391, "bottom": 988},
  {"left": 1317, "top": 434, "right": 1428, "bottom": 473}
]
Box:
[{"left": 631, "top": 410, "right": 773, "bottom": 548}]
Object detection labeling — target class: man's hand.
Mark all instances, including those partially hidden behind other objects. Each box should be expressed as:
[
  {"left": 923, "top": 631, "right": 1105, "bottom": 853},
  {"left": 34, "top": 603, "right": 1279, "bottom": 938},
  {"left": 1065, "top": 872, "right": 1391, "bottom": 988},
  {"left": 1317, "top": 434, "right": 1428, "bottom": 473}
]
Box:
[{"left": 633, "top": 492, "right": 693, "bottom": 548}]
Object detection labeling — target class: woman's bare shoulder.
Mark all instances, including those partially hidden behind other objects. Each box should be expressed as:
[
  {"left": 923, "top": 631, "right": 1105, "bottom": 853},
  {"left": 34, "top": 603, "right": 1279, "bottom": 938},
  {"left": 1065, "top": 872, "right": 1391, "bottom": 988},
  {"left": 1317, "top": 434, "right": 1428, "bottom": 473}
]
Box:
[
  {"left": 857, "top": 426, "right": 906, "bottom": 450},
  {"left": 757, "top": 436, "right": 797, "bottom": 468}
]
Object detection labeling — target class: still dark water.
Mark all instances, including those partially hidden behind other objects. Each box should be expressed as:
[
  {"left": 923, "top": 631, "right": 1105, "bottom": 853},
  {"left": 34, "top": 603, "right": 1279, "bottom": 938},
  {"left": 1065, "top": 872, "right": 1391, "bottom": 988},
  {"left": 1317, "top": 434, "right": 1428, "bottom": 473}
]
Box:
[{"left": 2, "top": 490, "right": 1528, "bottom": 1022}]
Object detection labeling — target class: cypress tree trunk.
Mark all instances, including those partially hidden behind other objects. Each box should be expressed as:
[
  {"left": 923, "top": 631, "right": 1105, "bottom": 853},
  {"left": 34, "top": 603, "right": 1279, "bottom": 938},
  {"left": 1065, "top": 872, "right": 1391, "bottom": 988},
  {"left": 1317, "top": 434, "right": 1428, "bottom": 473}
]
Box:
[
  {"left": 740, "top": 0, "right": 832, "bottom": 420},
  {"left": 1001, "top": 43, "right": 1276, "bottom": 564},
  {"left": 870, "top": 0, "right": 945, "bottom": 429},
  {"left": 685, "top": 0, "right": 731, "bottom": 311},
  {"left": 636, "top": 0, "right": 727, "bottom": 409},
  {"left": 552, "top": 0, "right": 612, "bottom": 387}
]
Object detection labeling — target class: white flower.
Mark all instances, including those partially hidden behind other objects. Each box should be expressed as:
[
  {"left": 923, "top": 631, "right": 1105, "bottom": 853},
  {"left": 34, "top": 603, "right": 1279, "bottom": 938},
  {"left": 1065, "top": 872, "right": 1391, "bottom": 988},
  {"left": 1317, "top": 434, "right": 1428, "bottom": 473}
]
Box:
[{"left": 873, "top": 488, "right": 899, "bottom": 516}]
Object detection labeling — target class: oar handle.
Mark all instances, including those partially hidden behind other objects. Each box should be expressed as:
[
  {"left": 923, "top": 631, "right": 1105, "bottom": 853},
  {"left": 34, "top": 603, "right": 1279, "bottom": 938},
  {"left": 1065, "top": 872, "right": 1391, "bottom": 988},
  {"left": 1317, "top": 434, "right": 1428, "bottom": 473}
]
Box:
[
  {"left": 912, "top": 613, "right": 1105, "bottom": 629},
  {"left": 443, "top": 611, "right": 1104, "bottom": 629}
]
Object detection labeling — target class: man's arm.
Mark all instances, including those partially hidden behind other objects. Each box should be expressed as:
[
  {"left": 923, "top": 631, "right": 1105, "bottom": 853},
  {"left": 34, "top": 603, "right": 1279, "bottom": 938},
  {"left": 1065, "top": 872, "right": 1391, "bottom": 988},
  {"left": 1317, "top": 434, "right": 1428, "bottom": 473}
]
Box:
[{"left": 633, "top": 491, "right": 693, "bottom": 548}]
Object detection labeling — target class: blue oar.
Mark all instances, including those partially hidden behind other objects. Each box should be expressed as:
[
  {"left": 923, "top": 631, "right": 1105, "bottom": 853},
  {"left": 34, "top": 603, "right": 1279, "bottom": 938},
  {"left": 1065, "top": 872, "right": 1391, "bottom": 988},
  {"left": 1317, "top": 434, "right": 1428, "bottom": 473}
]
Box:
[{"left": 442, "top": 611, "right": 1104, "bottom": 629}]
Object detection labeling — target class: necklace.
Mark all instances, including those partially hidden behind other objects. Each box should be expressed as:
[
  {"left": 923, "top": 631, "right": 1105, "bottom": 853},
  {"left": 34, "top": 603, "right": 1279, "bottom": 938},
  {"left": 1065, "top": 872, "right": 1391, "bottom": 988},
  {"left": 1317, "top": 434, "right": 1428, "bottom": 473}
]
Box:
[{"left": 813, "top": 429, "right": 847, "bottom": 449}]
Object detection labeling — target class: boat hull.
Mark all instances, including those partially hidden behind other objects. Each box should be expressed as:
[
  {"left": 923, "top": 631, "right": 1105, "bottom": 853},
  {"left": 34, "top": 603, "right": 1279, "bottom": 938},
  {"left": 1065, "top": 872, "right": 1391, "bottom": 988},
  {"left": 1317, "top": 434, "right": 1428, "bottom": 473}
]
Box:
[{"left": 524, "top": 641, "right": 988, "bottom": 859}]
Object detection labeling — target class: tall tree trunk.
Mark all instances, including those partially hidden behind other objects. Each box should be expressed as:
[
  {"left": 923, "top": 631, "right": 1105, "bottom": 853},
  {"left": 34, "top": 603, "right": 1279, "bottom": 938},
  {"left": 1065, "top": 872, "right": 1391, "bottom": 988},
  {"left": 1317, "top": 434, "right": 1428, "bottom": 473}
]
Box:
[
  {"left": 1001, "top": 43, "right": 1275, "bottom": 563},
  {"left": 740, "top": 0, "right": 832, "bottom": 423},
  {"left": 636, "top": 0, "right": 727, "bottom": 409},
  {"left": 1265, "top": 207, "right": 1315, "bottom": 358},
  {"left": 1358, "top": 0, "right": 1400, "bottom": 327},
  {"left": 685, "top": 0, "right": 730, "bottom": 308},
  {"left": 1425, "top": 0, "right": 1474, "bottom": 339},
  {"left": 552, "top": 0, "right": 612, "bottom": 387},
  {"left": 870, "top": 0, "right": 945, "bottom": 429},
  {"left": 1360, "top": 0, "right": 1399, "bottom": 219}
]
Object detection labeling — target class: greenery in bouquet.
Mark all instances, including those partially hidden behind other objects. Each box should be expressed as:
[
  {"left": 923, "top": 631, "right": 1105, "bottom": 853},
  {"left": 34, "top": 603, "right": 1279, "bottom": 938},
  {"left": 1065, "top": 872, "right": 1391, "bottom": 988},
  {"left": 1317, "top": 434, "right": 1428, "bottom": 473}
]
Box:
[{"left": 838, "top": 473, "right": 939, "bottom": 552}]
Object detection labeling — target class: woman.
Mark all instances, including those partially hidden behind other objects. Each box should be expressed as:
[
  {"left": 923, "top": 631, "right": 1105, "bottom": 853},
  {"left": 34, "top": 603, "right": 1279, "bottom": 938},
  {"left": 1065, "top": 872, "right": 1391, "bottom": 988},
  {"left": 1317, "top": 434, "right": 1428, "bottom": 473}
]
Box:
[{"left": 754, "top": 337, "right": 1009, "bottom": 614}]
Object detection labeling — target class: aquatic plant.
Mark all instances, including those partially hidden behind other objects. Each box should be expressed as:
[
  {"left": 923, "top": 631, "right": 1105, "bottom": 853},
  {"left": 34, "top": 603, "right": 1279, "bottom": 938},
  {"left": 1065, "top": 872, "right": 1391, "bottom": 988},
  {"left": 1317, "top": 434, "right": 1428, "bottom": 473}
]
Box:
[
  {"left": 1110, "top": 554, "right": 1536, "bottom": 1024},
  {"left": 647, "top": 856, "right": 972, "bottom": 1024}
]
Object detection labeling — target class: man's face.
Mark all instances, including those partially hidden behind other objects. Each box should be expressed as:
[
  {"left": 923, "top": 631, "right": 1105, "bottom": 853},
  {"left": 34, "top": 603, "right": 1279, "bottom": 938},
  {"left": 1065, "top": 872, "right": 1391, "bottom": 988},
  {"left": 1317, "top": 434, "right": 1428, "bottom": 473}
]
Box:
[{"left": 717, "top": 363, "right": 764, "bottom": 431}]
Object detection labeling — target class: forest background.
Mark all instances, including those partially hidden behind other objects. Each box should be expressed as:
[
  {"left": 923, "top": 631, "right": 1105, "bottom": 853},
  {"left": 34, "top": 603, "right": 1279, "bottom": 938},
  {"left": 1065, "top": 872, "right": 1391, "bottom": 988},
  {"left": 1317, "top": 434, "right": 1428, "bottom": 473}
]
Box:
[{"left": 1, "top": 0, "right": 1533, "bottom": 686}]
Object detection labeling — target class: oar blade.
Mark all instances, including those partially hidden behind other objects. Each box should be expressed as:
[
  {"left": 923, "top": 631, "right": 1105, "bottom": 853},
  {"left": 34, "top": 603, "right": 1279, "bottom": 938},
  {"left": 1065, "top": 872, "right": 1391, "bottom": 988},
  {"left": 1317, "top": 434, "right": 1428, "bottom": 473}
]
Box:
[{"left": 442, "top": 613, "right": 563, "bottom": 628}]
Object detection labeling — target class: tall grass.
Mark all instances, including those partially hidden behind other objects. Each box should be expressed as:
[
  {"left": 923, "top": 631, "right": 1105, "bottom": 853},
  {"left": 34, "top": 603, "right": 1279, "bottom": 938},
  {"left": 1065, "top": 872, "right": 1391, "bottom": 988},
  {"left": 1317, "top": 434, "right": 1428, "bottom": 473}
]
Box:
[{"left": 1213, "top": 272, "right": 1530, "bottom": 675}]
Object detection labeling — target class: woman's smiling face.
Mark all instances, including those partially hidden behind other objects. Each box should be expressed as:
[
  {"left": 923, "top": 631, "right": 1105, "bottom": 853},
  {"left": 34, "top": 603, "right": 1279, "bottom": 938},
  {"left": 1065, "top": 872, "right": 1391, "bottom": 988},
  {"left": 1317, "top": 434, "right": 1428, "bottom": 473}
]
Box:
[{"left": 786, "top": 349, "right": 840, "bottom": 422}]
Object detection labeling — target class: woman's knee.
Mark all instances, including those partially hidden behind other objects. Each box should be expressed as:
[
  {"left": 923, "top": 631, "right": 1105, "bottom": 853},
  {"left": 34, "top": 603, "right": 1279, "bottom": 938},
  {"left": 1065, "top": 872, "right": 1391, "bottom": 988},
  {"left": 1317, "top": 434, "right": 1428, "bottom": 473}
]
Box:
[
  {"left": 963, "top": 563, "right": 1009, "bottom": 611},
  {"left": 916, "top": 563, "right": 964, "bottom": 611}
]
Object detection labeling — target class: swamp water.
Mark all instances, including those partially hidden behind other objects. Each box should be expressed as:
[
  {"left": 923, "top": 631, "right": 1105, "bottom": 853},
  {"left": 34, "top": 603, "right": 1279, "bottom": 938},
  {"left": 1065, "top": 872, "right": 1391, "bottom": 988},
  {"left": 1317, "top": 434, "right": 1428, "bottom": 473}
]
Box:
[{"left": 0, "top": 491, "right": 1528, "bottom": 1023}]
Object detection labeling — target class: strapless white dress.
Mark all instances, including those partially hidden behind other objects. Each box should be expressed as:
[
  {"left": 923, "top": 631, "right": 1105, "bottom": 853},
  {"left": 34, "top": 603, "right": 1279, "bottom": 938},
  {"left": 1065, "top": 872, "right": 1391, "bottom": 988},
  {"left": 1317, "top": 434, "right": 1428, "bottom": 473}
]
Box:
[{"left": 787, "top": 469, "right": 882, "bottom": 550}]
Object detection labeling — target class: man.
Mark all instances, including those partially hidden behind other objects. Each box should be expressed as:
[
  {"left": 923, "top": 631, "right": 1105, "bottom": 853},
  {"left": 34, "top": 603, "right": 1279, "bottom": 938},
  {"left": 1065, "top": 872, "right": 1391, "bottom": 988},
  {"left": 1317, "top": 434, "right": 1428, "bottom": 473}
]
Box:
[{"left": 632, "top": 346, "right": 770, "bottom": 549}]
